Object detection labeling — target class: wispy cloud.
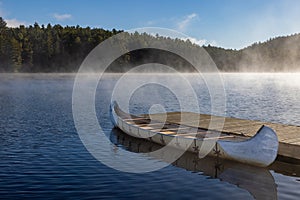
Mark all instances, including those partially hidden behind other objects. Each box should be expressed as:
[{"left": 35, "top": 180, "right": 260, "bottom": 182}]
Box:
[
  {"left": 53, "top": 13, "right": 72, "bottom": 21},
  {"left": 180, "top": 37, "right": 218, "bottom": 47},
  {"left": 0, "top": 2, "right": 26, "bottom": 27},
  {"left": 177, "top": 13, "right": 198, "bottom": 31},
  {"left": 145, "top": 20, "right": 155, "bottom": 26},
  {"left": 5, "top": 18, "right": 26, "bottom": 27},
  {"left": 183, "top": 37, "right": 206, "bottom": 46}
]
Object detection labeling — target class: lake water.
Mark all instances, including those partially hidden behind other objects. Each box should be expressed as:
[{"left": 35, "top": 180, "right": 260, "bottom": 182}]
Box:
[{"left": 0, "top": 73, "right": 300, "bottom": 199}]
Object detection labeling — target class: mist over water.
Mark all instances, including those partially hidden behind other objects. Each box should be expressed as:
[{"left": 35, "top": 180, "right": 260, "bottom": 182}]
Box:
[
  {"left": 99, "top": 72, "right": 300, "bottom": 126},
  {"left": 0, "top": 73, "right": 300, "bottom": 199},
  {"left": 222, "top": 73, "right": 300, "bottom": 125}
]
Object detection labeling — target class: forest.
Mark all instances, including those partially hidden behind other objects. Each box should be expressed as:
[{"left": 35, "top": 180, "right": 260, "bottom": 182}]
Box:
[{"left": 1, "top": 17, "right": 300, "bottom": 72}]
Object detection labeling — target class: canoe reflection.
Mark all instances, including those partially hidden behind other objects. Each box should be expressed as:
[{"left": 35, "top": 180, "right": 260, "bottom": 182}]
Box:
[{"left": 110, "top": 128, "right": 278, "bottom": 200}]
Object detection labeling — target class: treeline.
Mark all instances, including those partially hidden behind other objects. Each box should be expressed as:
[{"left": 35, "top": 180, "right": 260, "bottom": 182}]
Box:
[
  {"left": 204, "top": 34, "right": 300, "bottom": 72},
  {"left": 0, "top": 17, "right": 121, "bottom": 72},
  {"left": 1, "top": 17, "right": 300, "bottom": 72}
]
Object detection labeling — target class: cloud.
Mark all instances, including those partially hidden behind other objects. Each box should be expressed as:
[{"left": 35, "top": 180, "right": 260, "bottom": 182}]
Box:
[
  {"left": 53, "top": 13, "right": 72, "bottom": 21},
  {"left": 0, "top": 2, "right": 26, "bottom": 27},
  {"left": 181, "top": 37, "right": 218, "bottom": 47},
  {"left": 246, "top": 3, "right": 300, "bottom": 49},
  {"left": 207, "top": 40, "right": 218, "bottom": 47},
  {"left": 177, "top": 13, "right": 198, "bottom": 31},
  {"left": 183, "top": 37, "right": 207, "bottom": 46},
  {"left": 5, "top": 18, "right": 26, "bottom": 27},
  {"left": 145, "top": 20, "right": 155, "bottom": 26}
]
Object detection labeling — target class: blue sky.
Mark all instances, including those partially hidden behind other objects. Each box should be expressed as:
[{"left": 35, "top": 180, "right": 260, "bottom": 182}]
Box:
[{"left": 1, "top": 0, "right": 300, "bottom": 49}]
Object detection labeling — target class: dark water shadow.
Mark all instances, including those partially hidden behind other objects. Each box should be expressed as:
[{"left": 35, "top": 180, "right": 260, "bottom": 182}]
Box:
[{"left": 110, "top": 128, "right": 279, "bottom": 200}]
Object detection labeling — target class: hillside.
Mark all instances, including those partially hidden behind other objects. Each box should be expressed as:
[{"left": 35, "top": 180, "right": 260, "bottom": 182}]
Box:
[
  {"left": 1, "top": 17, "right": 300, "bottom": 72},
  {"left": 204, "top": 34, "right": 300, "bottom": 72}
]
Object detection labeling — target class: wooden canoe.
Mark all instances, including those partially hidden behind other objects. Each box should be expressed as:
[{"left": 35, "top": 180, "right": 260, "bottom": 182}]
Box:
[{"left": 110, "top": 101, "right": 279, "bottom": 167}]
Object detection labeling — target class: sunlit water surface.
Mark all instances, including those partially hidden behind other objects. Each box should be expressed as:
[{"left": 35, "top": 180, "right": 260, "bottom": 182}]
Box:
[{"left": 0, "top": 73, "right": 299, "bottom": 199}]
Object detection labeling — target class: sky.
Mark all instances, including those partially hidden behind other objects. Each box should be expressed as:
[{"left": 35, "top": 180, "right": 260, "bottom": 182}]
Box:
[{"left": 1, "top": 0, "right": 300, "bottom": 49}]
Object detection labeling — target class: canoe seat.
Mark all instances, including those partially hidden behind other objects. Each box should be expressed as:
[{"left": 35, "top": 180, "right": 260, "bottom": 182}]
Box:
[
  {"left": 158, "top": 131, "right": 177, "bottom": 135},
  {"left": 124, "top": 117, "right": 150, "bottom": 121},
  {"left": 177, "top": 133, "right": 235, "bottom": 140}
]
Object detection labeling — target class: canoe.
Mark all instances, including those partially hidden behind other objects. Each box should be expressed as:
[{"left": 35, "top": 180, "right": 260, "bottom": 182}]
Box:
[{"left": 110, "top": 101, "right": 279, "bottom": 167}]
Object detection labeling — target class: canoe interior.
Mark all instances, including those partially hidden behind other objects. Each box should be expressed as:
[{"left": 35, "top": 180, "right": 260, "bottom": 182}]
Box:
[{"left": 114, "top": 104, "right": 247, "bottom": 142}]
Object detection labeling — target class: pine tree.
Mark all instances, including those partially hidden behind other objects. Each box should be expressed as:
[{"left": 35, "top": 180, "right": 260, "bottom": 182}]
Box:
[{"left": 10, "top": 38, "right": 22, "bottom": 72}]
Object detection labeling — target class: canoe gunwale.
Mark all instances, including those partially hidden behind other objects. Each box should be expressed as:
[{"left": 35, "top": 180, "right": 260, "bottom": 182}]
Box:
[{"left": 110, "top": 101, "right": 279, "bottom": 167}]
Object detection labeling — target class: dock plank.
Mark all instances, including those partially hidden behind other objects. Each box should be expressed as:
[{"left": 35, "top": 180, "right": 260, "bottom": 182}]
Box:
[{"left": 145, "top": 112, "right": 300, "bottom": 161}]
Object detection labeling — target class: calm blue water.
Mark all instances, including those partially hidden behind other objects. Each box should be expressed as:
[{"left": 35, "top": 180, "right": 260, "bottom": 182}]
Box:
[{"left": 0, "top": 73, "right": 300, "bottom": 199}]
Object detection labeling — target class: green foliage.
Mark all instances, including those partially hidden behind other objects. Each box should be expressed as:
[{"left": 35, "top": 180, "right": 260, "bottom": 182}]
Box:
[
  {"left": 10, "top": 38, "right": 22, "bottom": 71},
  {"left": 0, "top": 17, "right": 6, "bottom": 30},
  {"left": 0, "top": 17, "right": 300, "bottom": 72},
  {"left": 204, "top": 34, "right": 300, "bottom": 72},
  {"left": 0, "top": 19, "right": 122, "bottom": 72}
]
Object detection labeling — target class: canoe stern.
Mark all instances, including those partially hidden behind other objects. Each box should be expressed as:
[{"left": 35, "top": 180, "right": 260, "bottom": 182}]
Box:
[{"left": 217, "top": 125, "right": 279, "bottom": 167}]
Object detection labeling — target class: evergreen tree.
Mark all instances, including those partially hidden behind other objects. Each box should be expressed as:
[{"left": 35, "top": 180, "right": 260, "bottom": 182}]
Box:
[
  {"left": 10, "top": 38, "right": 22, "bottom": 72},
  {"left": 0, "top": 17, "right": 300, "bottom": 72}
]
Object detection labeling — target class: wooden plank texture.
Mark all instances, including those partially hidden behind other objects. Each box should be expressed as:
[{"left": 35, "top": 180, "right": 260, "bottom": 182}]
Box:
[{"left": 145, "top": 112, "right": 300, "bottom": 161}]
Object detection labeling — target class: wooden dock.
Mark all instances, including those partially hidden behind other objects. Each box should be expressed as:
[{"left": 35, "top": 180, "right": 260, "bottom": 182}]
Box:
[{"left": 145, "top": 112, "right": 300, "bottom": 163}]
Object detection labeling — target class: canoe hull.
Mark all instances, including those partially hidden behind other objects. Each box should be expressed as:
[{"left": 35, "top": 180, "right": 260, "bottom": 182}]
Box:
[
  {"left": 110, "top": 102, "right": 279, "bottom": 167},
  {"left": 217, "top": 126, "right": 278, "bottom": 167}
]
